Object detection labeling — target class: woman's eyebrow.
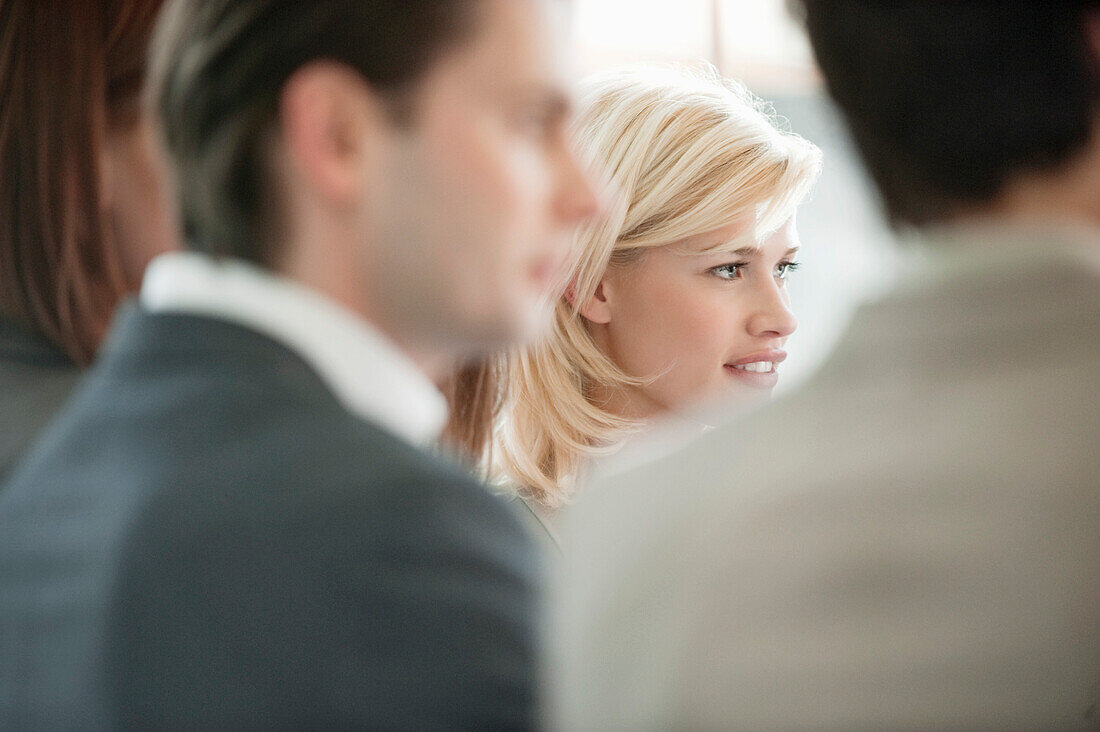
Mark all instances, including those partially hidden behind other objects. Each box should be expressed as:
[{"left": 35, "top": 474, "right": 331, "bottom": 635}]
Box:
[
  {"left": 700, "top": 244, "right": 800, "bottom": 258},
  {"left": 689, "top": 239, "right": 799, "bottom": 257},
  {"left": 710, "top": 245, "right": 759, "bottom": 256}
]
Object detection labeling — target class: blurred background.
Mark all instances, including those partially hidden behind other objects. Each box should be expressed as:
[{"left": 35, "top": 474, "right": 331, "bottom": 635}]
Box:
[{"left": 574, "top": 0, "right": 902, "bottom": 391}]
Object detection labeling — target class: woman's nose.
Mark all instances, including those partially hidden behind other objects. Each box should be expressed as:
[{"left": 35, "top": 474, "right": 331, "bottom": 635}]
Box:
[{"left": 747, "top": 280, "right": 797, "bottom": 338}]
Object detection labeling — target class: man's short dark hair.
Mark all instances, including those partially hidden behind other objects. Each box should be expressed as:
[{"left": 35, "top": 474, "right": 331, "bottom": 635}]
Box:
[
  {"left": 146, "top": 0, "right": 480, "bottom": 263},
  {"left": 792, "top": 1, "right": 1100, "bottom": 227}
]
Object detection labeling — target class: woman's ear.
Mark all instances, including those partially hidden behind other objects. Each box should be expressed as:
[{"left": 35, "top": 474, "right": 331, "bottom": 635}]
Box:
[{"left": 568, "top": 279, "right": 612, "bottom": 325}]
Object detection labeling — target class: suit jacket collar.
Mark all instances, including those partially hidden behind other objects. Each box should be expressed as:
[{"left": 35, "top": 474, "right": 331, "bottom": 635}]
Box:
[
  {"left": 139, "top": 252, "right": 447, "bottom": 446},
  {"left": 806, "top": 218, "right": 1100, "bottom": 391},
  {"left": 897, "top": 219, "right": 1100, "bottom": 290}
]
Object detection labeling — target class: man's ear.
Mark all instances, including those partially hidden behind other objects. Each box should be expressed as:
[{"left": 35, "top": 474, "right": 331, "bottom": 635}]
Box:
[
  {"left": 566, "top": 278, "right": 612, "bottom": 325},
  {"left": 278, "top": 61, "right": 377, "bottom": 205}
]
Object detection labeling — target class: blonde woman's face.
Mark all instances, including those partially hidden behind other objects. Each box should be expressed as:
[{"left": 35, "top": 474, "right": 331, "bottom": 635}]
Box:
[{"left": 590, "top": 217, "right": 800, "bottom": 418}]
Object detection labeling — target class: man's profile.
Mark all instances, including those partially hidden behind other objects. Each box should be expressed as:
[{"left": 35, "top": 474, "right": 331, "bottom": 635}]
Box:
[{"left": 0, "top": 0, "right": 597, "bottom": 728}]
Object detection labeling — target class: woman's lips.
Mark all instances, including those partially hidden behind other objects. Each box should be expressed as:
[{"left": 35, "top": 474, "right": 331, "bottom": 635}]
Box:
[{"left": 723, "top": 349, "right": 787, "bottom": 388}]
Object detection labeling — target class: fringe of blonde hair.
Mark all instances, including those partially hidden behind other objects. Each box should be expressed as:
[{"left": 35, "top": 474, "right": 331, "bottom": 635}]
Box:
[{"left": 495, "top": 64, "right": 822, "bottom": 506}]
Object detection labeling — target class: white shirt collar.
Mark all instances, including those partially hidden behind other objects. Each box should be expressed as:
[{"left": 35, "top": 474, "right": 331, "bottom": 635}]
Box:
[{"left": 140, "top": 251, "right": 448, "bottom": 446}]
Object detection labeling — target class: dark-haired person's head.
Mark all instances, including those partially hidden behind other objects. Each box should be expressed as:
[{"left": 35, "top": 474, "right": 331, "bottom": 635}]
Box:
[
  {"left": 147, "top": 0, "right": 599, "bottom": 362},
  {"left": 793, "top": 1, "right": 1100, "bottom": 228},
  {"left": 0, "top": 0, "right": 176, "bottom": 364}
]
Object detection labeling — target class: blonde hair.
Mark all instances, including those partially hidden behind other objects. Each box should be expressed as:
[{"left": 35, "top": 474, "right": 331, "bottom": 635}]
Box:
[{"left": 495, "top": 64, "right": 822, "bottom": 506}]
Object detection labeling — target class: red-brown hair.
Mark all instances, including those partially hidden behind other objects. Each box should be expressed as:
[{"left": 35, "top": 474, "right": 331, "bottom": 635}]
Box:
[
  {"left": 440, "top": 356, "right": 506, "bottom": 472},
  {"left": 0, "top": 0, "right": 164, "bottom": 364}
]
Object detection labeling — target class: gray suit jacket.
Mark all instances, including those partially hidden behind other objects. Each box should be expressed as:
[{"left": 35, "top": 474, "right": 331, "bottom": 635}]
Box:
[
  {"left": 0, "top": 305, "right": 539, "bottom": 730},
  {"left": 552, "top": 224, "right": 1100, "bottom": 730},
  {"left": 0, "top": 317, "right": 79, "bottom": 480}
]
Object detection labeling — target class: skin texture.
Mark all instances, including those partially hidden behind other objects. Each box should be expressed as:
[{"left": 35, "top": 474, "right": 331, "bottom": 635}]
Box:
[
  {"left": 102, "top": 115, "right": 178, "bottom": 290},
  {"left": 584, "top": 217, "right": 801, "bottom": 419},
  {"left": 275, "top": 0, "right": 599, "bottom": 375}
]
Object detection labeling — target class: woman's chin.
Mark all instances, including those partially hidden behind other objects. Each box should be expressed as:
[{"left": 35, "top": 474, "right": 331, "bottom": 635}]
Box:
[{"left": 669, "top": 378, "right": 776, "bottom": 426}]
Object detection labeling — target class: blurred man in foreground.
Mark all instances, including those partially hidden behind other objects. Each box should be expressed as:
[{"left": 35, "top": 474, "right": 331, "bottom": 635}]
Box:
[
  {"left": 552, "top": 2, "right": 1100, "bottom": 729},
  {"left": 0, "top": 0, "right": 597, "bottom": 727}
]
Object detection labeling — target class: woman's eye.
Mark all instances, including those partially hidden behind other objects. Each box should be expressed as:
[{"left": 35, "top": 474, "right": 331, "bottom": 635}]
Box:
[
  {"left": 775, "top": 260, "right": 801, "bottom": 280},
  {"left": 711, "top": 262, "right": 747, "bottom": 280}
]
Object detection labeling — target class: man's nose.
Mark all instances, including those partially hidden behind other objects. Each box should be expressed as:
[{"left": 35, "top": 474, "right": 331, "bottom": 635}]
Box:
[{"left": 555, "top": 146, "right": 602, "bottom": 226}]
